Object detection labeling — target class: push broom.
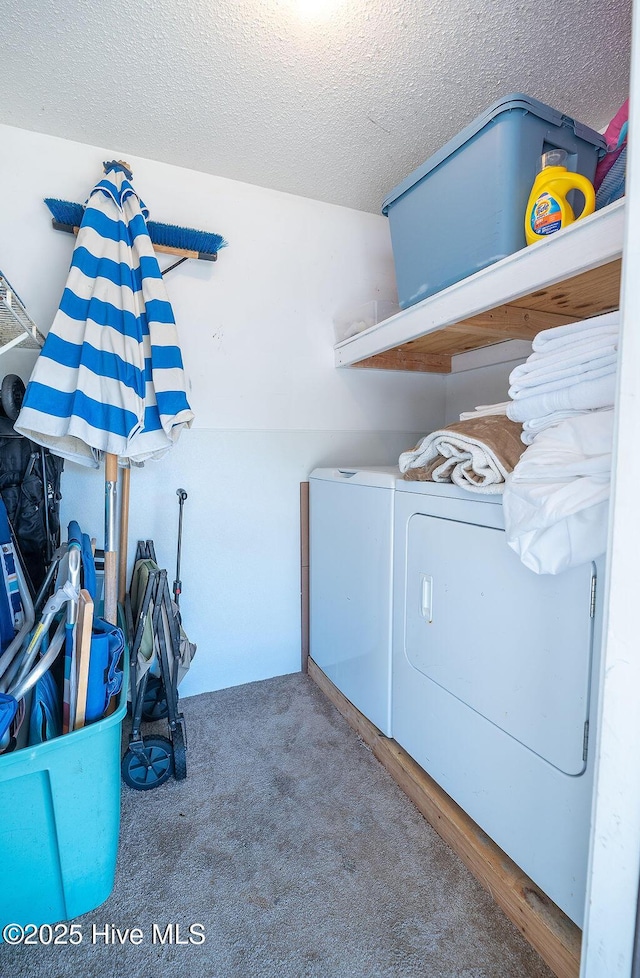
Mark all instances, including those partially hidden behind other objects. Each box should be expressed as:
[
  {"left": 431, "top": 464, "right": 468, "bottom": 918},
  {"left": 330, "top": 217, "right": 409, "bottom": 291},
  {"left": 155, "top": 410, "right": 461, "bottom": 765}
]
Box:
[{"left": 44, "top": 196, "right": 227, "bottom": 273}]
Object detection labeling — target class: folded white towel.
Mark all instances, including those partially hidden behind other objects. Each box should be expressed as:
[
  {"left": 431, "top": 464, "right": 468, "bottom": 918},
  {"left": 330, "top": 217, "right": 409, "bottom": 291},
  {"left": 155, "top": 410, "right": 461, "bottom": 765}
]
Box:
[
  {"left": 508, "top": 356, "right": 617, "bottom": 399},
  {"left": 506, "top": 372, "right": 616, "bottom": 423},
  {"left": 514, "top": 336, "right": 618, "bottom": 374},
  {"left": 509, "top": 338, "right": 617, "bottom": 386},
  {"left": 459, "top": 402, "right": 510, "bottom": 420},
  {"left": 531, "top": 311, "right": 619, "bottom": 354},
  {"left": 520, "top": 408, "right": 609, "bottom": 445},
  {"left": 523, "top": 410, "right": 589, "bottom": 433},
  {"left": 502, "top": 410, "right": 614, "bottom": 574}
]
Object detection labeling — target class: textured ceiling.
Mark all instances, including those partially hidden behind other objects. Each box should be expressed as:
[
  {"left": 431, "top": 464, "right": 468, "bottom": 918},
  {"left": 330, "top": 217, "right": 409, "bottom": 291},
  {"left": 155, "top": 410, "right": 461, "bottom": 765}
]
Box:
[{"left": 0, "top": 0, "right": 633, "bottom": 213}]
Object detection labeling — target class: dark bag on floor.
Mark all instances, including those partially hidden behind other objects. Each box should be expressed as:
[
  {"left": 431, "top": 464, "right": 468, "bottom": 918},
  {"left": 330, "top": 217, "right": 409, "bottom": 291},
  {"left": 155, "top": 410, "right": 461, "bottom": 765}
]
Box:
[{"left": 0, "top": 418, "right": 64, "bottom": 591}]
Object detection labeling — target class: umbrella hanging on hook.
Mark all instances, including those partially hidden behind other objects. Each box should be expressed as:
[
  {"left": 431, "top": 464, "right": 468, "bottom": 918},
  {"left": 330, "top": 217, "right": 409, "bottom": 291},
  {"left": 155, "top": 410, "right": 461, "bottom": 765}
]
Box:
[{"left": 16, "top": 160, "right": 195, "bottom": 622}]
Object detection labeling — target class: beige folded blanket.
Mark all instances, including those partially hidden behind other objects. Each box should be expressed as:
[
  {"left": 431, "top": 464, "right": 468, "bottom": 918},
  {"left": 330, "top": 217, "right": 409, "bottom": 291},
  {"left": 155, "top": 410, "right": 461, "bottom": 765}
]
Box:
[{"left": 399, "top": 415, "right": 525, "bottom": 494}]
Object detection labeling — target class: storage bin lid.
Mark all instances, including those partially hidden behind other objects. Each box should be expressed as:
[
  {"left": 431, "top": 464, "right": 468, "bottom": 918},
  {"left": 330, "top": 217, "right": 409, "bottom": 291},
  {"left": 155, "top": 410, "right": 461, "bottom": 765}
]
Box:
[{"left": 382, "top": 93, "right": 606, "bottom": 215}]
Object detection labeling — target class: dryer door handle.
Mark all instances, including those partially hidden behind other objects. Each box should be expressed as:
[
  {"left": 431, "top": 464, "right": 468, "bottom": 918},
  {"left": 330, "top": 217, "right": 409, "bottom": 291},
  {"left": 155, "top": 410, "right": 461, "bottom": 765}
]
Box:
[{"left": 420, "top": 574, "right": 433, "bottom": 623}]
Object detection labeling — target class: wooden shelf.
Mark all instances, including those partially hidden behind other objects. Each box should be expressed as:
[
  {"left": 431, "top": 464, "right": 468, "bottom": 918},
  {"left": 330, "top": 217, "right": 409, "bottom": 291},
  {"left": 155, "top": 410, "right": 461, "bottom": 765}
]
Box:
[{"left": 334, "top": 199, "right": 625, "bottom": 374}]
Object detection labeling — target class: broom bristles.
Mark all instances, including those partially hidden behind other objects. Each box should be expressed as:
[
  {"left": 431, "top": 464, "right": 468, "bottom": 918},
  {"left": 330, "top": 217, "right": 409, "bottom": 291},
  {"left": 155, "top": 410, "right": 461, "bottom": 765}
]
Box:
[
  {"left": 147, "top": 220, "right": 227, "bottom": 257},
  {"left": 44, "top": 199, "right": 227, "bottom": 257},
  {"left": 44, "top": 198, "right": 84, "bottom": 228}
]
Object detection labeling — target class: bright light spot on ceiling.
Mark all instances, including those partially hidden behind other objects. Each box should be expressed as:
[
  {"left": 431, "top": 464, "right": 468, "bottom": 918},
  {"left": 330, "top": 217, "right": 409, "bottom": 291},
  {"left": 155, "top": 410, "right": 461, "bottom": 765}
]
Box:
[{"left": 294, "top": 0, "right": 343, "bottom": 21}]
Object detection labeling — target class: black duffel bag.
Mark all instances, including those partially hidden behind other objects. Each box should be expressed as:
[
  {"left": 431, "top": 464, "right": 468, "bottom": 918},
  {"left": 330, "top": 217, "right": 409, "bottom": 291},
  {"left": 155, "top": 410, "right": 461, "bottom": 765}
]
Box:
[{"left": 0, "top": 416, "right": 64, "bottom": 592}]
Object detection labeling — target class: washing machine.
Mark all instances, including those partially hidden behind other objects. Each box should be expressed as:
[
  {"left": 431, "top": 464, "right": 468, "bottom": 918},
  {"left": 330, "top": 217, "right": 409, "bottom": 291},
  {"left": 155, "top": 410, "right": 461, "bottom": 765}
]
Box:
[
  {"left": 309, "top": 467, "right": 398, "bottom": 736},
  {"left": 392, "top": 479, "right": 603, "bottom": 926}
]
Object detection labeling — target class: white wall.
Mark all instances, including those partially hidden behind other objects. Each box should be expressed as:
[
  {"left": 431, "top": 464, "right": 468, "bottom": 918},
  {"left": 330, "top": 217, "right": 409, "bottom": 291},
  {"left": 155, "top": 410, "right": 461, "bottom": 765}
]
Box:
[
  {"left": 444, "top": 354, "right": 528, "bottom": 423},
  {"left": 581, "top": 5, "right": 640, "bottom": 970},
  {"left": 0, "top": 124, "right": 445, "bottom": 694}
]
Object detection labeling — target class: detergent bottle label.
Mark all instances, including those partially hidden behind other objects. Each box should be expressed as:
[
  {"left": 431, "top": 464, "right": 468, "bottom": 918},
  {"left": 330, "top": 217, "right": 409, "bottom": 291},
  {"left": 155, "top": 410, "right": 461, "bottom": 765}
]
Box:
[{"left": 530, "top": 192, "right": 562, "bottom": 236}]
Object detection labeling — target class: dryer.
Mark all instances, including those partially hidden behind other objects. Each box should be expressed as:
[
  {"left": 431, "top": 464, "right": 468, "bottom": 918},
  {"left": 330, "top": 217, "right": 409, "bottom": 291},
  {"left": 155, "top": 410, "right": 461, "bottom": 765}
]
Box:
[
  {"left": 309, "top": 467, "right": 398, "bottom": 736},
  {"left": 392, "top": 479, "right": 602, "bottom": 926}
]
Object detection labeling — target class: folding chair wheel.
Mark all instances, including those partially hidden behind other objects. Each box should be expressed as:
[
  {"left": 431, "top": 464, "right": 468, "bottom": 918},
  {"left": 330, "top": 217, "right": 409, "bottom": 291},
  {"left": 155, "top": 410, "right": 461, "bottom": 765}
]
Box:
[
  {"left": 121, "top": 735, "right": 174, "bottom": 791},
  {"left": 172, "top": 723, "right": 187, "bottom": 781},
  {"left": 141, "top": 675, "right": 169, "bottom": 721},
  {"left": 1, "top": 374, "right": 25, "bottom": 421}
]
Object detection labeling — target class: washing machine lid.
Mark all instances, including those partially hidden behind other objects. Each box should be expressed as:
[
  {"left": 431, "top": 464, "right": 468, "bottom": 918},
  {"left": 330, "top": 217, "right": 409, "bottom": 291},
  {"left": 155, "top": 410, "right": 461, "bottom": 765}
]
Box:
[
  {"left": 309, "top": 466, "right": 400, "bottom": 488},
  {"left": 395, "top": 479, "right": 503, "bottom": 504}
]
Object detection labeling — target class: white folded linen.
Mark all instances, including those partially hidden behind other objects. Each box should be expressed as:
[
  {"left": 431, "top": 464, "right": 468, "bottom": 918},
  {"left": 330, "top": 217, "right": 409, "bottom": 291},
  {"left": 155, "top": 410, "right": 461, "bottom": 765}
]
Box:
[
  {"left": 509, "top": 339, "right": 618, "bottom": 397},
  {"left": 508, "top": 356, "right": 617, "bottom": 399},
  {"left": 531, "top": 311, "right": 619, "bottom": 354},
  {"left": 506, "top": 372, "right": 617, "bottom": 422},
  {"left": 502, "top": 410, "right": 614, "bottom": 574},
  {"left": 503, "top": 501, "right": 610, "bottom": 575},
  {"left": 512, "top": 336, "right": 618, "bottom": 376},
  {"left": 459, "top": 401, "right": 510, "bottom": 420},
  {"left": 522, "top": 409, "right": 588, "bottom": 433},
  {"left": 520, "top": 408, "right": 609, "bottom": 445}
]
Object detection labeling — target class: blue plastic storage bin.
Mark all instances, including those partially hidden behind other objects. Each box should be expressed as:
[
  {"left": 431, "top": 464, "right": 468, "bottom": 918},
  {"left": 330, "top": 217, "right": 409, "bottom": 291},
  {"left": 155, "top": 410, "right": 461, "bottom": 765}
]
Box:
[
  {"left": 0, "top": 658, "right": 128, "bottom": 930},
  {"left": 382, "top": 94, "right": 606, "bottom": 309}
]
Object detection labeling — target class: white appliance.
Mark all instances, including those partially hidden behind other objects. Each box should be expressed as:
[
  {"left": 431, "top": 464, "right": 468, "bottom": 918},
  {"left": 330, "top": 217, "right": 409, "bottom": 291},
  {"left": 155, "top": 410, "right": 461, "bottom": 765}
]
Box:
[
  {"left": 309, "top": 467, "right": 398, "bottom": 736},
  {"left": 392, "top": 479, "right": 602, "bottom": 926}
]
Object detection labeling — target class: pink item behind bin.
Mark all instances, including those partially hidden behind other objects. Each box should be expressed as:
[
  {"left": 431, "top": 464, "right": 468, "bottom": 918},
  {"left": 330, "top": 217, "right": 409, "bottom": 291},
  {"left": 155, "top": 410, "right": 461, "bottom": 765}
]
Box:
[{"left": 594, "top": 98, "right": 629, "bottom": 191}]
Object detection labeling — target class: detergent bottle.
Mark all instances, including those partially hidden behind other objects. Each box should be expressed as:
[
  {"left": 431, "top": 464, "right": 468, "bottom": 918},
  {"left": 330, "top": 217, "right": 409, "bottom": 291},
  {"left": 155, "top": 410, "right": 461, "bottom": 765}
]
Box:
[{"left": 525, "top": 150, "right": 596, "bottom": 245}]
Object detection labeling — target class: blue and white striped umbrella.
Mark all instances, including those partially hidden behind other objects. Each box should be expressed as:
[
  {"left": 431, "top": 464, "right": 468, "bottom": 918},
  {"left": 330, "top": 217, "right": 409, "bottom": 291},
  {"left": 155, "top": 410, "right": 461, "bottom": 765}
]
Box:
[{"left": 15, "top": 161, "right": 194, "bottom": 467}]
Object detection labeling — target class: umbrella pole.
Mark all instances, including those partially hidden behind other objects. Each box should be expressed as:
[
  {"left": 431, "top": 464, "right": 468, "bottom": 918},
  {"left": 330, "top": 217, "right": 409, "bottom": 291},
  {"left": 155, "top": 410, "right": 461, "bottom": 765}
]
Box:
[
  {"left": 118, "top": 466, "right": 131, "bottom": 605},
  {"left": 104, "top": 453, "right": 119, "bottom": 625}
]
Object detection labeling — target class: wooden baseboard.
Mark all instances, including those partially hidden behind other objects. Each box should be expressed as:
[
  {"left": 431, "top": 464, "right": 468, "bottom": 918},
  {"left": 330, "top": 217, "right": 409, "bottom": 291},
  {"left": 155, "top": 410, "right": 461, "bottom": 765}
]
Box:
[
  {"left": 307, "top": 657, "right": 581, "bottom": 978},
  {"left": 300, "top": 482, "right": 309, "bottom": 673}
]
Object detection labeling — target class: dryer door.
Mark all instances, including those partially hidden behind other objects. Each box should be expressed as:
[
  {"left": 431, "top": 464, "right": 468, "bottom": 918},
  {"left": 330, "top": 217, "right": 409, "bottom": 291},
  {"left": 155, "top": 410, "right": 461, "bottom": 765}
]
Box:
[{"left": 404, "top": 513, "right": 595, "bottom": 775}]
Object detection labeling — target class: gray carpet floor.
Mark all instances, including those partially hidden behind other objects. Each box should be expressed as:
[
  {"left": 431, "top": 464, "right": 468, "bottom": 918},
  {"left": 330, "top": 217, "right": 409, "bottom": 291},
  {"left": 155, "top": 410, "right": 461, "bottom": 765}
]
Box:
[{"left": 3, "top": 673, "right": 554, "bottom": 977}]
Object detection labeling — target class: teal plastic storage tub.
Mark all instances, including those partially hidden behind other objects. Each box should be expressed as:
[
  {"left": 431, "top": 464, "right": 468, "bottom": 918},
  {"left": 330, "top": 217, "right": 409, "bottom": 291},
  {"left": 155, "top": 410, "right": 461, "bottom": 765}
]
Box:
[
  {"left": 382, "top": 94, "right": 606, "bottom": 309},
  {"left": 0, "top": 663, "right": 127, "bottom": 929}
]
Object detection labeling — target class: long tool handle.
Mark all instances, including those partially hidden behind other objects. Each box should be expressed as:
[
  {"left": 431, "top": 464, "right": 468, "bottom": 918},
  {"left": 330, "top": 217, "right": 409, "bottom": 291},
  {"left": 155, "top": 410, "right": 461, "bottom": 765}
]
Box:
[
  {"left": 51, "top": 223, "right": 218, "bottom": 263},
  {"left": 73, "top": 589, "right": 94, "bottom": 730},
  {"left": 174, "top": 488, "right": 187, "bottom": 607},
  {"left": 63, "top": 526, "right": 82, "bottom": 733},
  {"left": 103, "top": 453, "right": 118, "bottom": 625},
  {"left": 40, "top": 448, "right": 52, "bottom": 564},
  {"left": 118, "top": 466, "right": 131, "bottom": 605}
]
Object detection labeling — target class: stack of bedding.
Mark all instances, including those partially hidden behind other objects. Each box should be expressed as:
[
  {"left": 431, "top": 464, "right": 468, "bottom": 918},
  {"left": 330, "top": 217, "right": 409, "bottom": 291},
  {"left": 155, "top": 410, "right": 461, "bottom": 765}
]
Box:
[
  {"left": 503, "top": 410, "right": 614, "bottom": 574},
  {"left": 503, "top": 311, "right": 619, "bottom": 574},
  {"left": 506, "top": 311, "right": 619, "bottom": 444}
]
